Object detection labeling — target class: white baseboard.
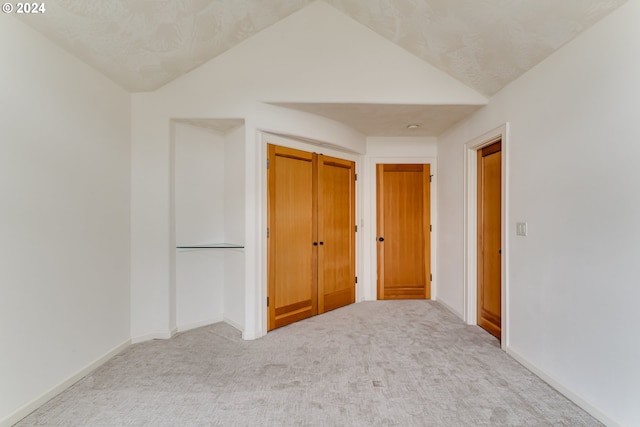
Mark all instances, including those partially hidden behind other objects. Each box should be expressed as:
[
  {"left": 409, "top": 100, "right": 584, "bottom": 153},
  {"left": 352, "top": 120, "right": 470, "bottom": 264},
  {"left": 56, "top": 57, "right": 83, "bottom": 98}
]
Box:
[
  {"left": 506, "top": 346, "right": 621, "bottom": 427},
  {"left": 1, "top": 339, "right": 130, "bottom": 427},
  {"left": 176, "top": 316, "right": 224, "bottom": 333},
  {"left": 134, "top": 317, "right": 244, "bottom": 340},
  {"left": 130, "top": 329, "right": 176, "bottom": 344},
  {"left": 223, "top": 316, "right": 244, "bottom": 332},
  {"left": 242, "top": 328, "right": 267, "bottom": 340},
  {"left": 433, "top": 297, "right": 465, "bottom": 321}
]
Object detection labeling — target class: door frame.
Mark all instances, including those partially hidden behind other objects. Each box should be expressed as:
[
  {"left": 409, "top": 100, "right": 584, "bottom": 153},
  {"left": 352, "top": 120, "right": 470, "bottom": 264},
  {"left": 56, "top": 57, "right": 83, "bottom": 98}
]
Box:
[
  {"left": 366, "top": 156, "right": 437, "bottom": 302},
  {"left": 463, "top": 123, "right": 509, "bottom": 349}
]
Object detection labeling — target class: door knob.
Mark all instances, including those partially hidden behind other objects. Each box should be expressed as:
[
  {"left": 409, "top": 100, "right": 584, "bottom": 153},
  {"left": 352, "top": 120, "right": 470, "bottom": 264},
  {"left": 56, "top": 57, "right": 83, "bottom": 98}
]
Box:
[
  {"left": 319, "top": 241, "right": 324, "bottom": 245},
  {"left": 378, "top": 237, "right": 384, "bottom": 242}
]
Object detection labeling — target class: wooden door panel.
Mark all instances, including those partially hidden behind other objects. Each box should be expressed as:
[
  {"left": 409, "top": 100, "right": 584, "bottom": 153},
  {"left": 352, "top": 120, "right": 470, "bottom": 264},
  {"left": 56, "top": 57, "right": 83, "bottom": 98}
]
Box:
[
  {"left": 317, "top": 155, "right": 355, "bottom": 313},
  {"left": 267, "top": 145, "right": 356, "bottom": 331},
  {"left": 377, "top": 164, "right": 430, "bottom": 300},
  {"left": 477, "top": 141, "right": 502, "bottom": 339},
  {"left": 268, "top": 145, "right": 317, "bottom": 330}
]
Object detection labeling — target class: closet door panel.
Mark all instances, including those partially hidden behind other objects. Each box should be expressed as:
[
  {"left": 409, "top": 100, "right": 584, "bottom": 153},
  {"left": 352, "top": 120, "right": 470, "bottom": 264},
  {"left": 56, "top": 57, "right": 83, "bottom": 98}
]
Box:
[
  {"left": 267, "top": 145, "right": 317, "bottom": 330},
  {"left": 317, "top": 155, "right": 356, "bottom": 313}
]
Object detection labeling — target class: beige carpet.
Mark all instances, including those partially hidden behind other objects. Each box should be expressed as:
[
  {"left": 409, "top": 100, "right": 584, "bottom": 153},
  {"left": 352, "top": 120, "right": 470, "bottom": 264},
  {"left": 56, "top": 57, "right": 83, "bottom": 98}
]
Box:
[{"left": 15, "top": 301, "right": 601, "bottom": 426}]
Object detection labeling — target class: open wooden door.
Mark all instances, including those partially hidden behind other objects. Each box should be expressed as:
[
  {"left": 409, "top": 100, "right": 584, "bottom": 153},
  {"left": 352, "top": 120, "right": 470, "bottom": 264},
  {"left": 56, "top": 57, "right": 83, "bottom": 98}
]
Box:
[
  {"left": 477, "top": 140, "right": 502, "bottom": 339},
  {"left": 376, "top": 164, "right": 431, "bottom": 300}
]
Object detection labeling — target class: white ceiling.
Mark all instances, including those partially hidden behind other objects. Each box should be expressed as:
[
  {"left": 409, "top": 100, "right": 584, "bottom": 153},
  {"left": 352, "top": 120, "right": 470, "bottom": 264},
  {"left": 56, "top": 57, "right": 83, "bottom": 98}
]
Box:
[{"left": 18, "top": 0, "right": 627, "bottom": 136}]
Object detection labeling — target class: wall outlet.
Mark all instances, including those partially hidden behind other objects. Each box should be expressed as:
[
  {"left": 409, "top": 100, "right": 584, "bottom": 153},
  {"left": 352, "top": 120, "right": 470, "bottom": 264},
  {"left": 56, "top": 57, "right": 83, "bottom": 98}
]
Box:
[{"left": 516, "top": 222, "right": 528, "bottom": 236}]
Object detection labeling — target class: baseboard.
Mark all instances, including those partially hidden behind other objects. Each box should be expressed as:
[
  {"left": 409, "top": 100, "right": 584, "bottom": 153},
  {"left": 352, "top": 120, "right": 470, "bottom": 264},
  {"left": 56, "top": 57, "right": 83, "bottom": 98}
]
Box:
[
  {"left": 506, "top": 346, "right": 621, "bottom": 427},
  {"left": 222, "top": 316, "right": 244, "bottom": 332},
  {"left": 130, "top": 329, "right": 176, "bottom": 344},
  {"left": 1, "top": 339, "right": 130, "bottom": 427},
  {"left": 242, "top": 328, "right": 266, "bottom": 340},
  {"left": 176, "top": 316, "right": 224, "bottom": 333},
  {"left": 433, "top": 297, "right": 465, "bottom": 321}
]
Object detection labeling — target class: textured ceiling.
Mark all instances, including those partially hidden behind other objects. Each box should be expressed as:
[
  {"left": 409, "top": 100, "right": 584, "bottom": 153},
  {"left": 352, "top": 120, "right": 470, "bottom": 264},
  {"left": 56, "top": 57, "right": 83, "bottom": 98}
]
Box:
[
  {"left": 341, "top": 0, "right": 629, "bottom": 96},
  {"left": 18, "top": 0, "right": 626, "bottom": 95},
  {"left": 16, "top": 0, "right": 627, "bottom": 136},
  {"left": 271, "top": 103, "right": 483, "bottom": 137}
]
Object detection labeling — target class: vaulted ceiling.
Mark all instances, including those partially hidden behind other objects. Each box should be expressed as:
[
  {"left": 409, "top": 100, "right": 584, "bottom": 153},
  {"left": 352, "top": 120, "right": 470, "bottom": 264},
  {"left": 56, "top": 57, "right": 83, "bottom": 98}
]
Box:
[
  {"left": 19, "top": 0, "right": 626, "bottom": 95},
  {"left": 17, "top": 1, "right": 627, "bottom": 137}
]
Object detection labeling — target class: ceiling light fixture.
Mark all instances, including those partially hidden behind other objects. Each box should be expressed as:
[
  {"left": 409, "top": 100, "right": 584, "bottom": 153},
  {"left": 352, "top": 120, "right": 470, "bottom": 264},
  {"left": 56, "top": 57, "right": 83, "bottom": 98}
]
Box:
[{"left": 406, "top": 124, "right": 420, "bottom": 129}]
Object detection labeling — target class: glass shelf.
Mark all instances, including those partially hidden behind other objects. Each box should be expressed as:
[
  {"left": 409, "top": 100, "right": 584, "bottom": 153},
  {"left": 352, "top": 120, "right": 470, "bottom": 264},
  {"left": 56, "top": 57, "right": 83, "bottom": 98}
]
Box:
[{"left": 176, "top": 243, "right": 244, "bottom": 249}]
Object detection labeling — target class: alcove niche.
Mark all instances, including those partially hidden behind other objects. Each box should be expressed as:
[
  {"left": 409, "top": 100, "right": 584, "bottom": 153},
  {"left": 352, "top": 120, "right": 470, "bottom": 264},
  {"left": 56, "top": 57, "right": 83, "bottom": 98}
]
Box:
[{"left": 171, "top": 118, "right": 245, "bottom": 332}]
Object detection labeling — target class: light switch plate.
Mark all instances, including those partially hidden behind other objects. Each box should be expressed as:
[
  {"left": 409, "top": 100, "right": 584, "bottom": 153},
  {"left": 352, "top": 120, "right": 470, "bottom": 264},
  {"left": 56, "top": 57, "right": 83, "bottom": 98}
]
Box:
[{"left": 516, "top": 222, "right": 528, "bottom": 236}]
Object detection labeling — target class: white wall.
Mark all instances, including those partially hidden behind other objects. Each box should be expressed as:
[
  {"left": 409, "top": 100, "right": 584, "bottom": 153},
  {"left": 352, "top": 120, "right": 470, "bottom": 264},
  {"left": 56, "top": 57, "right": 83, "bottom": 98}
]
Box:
[
  {"left": 130, "top": 1, "right": 485, "bottom": 341},
  {"left": 224, "top": 126, "right": 246, "bottom": 246},
  {"left": 366, "top": 137, "right": 438, "bottom": 158},
  {"left": 0, "top": 17, "right": 131, "bottom": 426},
  {"left": 437, "top": 2, "right": 640, "bottom": 425},
  {"left": 224, "top": 125, "right": 246, "bottom": 329},
  {"left": 173, "top": 123, "right": 226, "bottom": 245}
]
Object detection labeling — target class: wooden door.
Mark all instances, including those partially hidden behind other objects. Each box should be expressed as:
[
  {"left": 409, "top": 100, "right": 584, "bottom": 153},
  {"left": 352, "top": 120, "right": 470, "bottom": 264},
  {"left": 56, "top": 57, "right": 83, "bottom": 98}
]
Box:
[
  {"left": 477, "top": 140, "right": 502, "bottom": 339},
  {"left": 267, "top": 145, "right": 317, "bottom": 330},
  {"left": 317, "top": 155, "right": 356, "bottom": 313},
  {"left": 376, "top": 164, "right": 431, "bottom": 300},
  {"left": 267, "top": 145, "right": 356, "bottom": 331}
]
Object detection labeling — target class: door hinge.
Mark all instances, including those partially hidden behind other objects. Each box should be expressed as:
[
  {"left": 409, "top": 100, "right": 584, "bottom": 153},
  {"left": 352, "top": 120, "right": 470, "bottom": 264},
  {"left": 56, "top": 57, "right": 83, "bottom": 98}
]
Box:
[
  {"left": 430, "top": 274, "right": 433, "bottom": 282},
  {"left": 430, "top": 174, "right": 433, "bottom": 183},
  {"left": 355, "top": 276, "right": 358, "bottom": 284},
  {"left": 267, "top": 297, "right": 269, "bottom": 307},
  {"left": 355, "top": 225, "right": 358, "bottom": 232},
  {"left": 267, "top": 158, "right": 270, "bottom": 169},
  {"left": 430, "top": 224, "right": 432, "bottom": 232},
  {"left": 355, "top": 173, "right": 358, "bottom": 181},
  {"left": 267, "top": 227, "right": 270, "bottom": 238}
]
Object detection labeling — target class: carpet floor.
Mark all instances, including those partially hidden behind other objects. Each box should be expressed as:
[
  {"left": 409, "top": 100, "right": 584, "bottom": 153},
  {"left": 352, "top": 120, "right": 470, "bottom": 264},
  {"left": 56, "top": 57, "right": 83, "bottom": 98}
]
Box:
[{"left": 15, "top": 300, "right": 601, "bottom": 426}]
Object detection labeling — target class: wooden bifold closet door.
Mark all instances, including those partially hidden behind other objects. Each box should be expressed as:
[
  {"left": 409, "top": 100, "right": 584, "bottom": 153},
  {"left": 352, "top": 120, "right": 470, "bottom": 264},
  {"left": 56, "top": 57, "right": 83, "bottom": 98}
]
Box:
[{"left": 267, "top": 144, "right": 355, "bottom": 331}]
